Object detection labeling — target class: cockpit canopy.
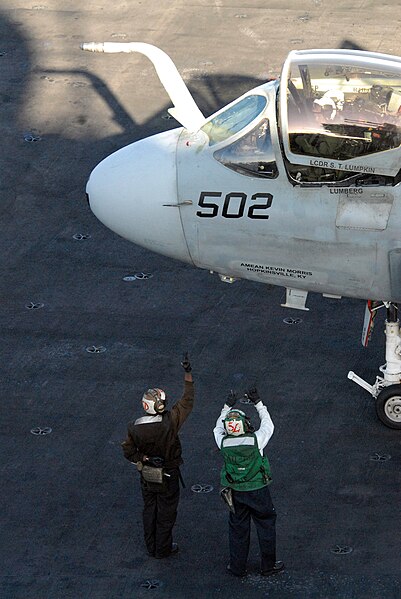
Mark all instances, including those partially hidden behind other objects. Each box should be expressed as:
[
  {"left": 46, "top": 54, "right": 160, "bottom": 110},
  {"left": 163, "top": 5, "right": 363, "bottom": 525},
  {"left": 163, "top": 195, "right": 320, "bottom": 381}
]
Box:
[{"left": 280, "top": 49, "right": 401, "bottom": 178}]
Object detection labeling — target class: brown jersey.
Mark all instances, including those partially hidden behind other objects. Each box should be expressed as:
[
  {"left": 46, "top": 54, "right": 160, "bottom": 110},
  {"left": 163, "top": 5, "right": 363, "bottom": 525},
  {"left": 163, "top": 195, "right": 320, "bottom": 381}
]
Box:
[{"left": 122, "top": 380, "right": 194, "bottom": 469}]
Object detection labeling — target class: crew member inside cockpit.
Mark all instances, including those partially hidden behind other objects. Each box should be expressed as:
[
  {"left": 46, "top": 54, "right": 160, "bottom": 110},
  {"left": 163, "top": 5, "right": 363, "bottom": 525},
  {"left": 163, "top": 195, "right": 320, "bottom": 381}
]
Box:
[{"left": 313, "top": 90, "right": 345, "bottom": 122}]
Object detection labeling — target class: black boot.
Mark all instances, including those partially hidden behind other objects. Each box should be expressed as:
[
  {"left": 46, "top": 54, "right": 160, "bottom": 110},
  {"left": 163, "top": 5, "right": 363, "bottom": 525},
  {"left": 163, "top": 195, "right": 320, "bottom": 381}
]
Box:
[{"left": 261, "top": 561, "right": 285, "bottom": 576}]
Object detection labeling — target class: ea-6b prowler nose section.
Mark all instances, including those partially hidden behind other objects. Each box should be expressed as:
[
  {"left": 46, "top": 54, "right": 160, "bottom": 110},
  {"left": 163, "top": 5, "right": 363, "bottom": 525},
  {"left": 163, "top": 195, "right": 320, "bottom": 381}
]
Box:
[
  {"left": 81, "top": 41, "right": 401, "bottom": 427},
  {"left": 81, "top": 41, "right": 208, "bottom": 263}
]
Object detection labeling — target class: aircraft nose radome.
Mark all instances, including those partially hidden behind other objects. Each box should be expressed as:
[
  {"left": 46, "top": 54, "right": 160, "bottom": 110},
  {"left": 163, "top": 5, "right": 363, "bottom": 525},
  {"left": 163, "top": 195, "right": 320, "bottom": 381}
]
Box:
[{"left": 86, "top": 129, "right": 192, "bottom": 263}]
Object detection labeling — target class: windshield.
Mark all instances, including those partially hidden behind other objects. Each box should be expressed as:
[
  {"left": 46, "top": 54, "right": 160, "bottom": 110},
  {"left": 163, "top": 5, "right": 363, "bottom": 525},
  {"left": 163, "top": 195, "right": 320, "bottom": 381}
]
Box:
[
  {"left": 214, "top": 119, "right": 278, "bottom": 179},
  {"left": 201, "top": 95, "right": 267, "bottom": 146}
]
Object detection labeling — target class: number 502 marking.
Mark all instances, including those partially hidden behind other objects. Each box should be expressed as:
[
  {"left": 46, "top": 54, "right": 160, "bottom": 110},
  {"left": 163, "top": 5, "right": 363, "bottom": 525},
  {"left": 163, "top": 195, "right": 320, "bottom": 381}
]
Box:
[{"left": 196, "top": 191, "right": 273, "bottom": 219}]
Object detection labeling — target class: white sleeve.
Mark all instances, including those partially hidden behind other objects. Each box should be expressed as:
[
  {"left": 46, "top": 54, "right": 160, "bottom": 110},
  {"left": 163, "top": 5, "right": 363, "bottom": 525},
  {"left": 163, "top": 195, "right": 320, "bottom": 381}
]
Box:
[
  {"left": 254, "top": 402, "right": 274, "bottom": 452},
  {"left": 213, "top": 404, "right": 231, "bottom": 448}
]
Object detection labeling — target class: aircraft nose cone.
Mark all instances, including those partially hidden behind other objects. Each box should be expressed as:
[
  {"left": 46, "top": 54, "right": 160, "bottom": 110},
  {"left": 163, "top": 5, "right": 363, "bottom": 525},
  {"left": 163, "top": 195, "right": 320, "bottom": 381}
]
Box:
[{"left": 86, "top": 129, "right": 192, "bottom": 263}]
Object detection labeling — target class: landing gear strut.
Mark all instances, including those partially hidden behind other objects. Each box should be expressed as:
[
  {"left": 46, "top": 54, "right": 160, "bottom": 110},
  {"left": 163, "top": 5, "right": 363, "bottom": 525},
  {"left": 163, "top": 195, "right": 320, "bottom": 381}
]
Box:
[{"left": 348, "top": 302, "right": 401, "bottom": 429}]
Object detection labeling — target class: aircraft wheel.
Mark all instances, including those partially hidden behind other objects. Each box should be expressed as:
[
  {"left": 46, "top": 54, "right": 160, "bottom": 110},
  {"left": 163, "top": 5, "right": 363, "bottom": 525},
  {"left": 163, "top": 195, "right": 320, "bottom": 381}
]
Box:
[{"left": 376, "top": 385, "right": 401, "bottom": 429}]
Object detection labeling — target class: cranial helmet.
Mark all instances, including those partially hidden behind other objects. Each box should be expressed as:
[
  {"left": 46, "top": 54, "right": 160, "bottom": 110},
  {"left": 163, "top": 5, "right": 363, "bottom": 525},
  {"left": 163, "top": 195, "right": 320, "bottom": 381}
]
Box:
[
  {"left": 224, "top": 409, "right": 251, "bottom": 436},
  {"left": 313, "top": 90, "right": 345, "bottom": 120},
  {"left": 142, "top": 388, "right": 166, "bottom": 414}
]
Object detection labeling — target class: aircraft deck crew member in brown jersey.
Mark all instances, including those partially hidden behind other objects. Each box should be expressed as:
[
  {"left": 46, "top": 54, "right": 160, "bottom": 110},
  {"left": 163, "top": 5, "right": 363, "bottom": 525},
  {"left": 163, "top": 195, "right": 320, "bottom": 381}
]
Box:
[{"left": 121, "top": 354, "right": 194, "bottom": 558}]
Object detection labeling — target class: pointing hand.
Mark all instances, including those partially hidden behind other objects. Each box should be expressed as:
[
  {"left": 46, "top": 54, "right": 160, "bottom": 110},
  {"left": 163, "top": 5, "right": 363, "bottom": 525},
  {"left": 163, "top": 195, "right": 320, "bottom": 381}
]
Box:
[{"left": 181, "top": 352, "right": 192, "bottom": 373}]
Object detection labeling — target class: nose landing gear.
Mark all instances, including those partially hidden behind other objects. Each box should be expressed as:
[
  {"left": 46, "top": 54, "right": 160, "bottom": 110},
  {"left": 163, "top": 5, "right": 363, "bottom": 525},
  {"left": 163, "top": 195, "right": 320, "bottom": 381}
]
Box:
[{"left": 348, "top": 302, "right": 401, "bottom": 429}]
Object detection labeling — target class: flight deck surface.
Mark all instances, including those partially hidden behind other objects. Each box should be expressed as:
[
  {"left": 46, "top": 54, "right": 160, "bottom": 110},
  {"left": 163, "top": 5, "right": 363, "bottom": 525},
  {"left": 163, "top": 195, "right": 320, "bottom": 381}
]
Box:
[{"left": 1, "top": 2, "right": 400, "bottom": 598}]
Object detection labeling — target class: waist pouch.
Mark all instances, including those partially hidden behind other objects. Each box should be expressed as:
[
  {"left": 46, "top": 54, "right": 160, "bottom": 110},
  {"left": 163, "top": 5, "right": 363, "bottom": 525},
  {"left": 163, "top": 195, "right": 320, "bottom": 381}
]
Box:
[{"left": 141, "top": 464, "right": 165, "bottom": 485}]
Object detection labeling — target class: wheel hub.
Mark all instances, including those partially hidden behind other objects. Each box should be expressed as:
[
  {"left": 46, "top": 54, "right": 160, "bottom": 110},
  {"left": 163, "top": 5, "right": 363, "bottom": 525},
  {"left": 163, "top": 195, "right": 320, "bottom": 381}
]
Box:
[{"left": 384, "top": 396, "right": 401, "bottom": 422}]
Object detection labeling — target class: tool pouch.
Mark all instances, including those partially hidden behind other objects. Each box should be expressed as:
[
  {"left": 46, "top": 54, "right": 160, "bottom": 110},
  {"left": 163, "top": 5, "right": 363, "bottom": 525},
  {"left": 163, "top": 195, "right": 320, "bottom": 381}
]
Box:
[
  {"left": 141, "top": 465, "right": 165, "bottom": 485},
  {"left": 220, "top": 487, "right": 235, "bottom": 514}
]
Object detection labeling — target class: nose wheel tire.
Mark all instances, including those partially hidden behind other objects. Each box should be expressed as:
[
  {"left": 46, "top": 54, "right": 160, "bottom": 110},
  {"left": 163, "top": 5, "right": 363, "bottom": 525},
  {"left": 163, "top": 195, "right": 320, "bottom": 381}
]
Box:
[{"left": 376, "top": 385, "right": 401, "bottom": 429}]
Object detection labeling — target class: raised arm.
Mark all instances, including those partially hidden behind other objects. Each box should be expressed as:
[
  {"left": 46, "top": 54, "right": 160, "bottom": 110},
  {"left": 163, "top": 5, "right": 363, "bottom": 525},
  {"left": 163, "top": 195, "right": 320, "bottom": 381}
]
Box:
[
  {"left": 213, "top": 390, "right": 237, "bottom": 448},
  {"left": 170, "top": 353, "right": 194, "bottom": 430},
  {"left": 245, "top": 387, "right": 274, "bottom": 450}
]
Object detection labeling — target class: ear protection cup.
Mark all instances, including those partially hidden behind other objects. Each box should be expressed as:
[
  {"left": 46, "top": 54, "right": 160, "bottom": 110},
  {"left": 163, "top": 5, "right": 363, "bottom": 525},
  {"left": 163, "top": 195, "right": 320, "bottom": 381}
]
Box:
[
  {"left": 150, "top": 388, "right": 166, "bottom": 413},
  {"left": 244, "top": 417, "right": 254, "bottom": 433}
]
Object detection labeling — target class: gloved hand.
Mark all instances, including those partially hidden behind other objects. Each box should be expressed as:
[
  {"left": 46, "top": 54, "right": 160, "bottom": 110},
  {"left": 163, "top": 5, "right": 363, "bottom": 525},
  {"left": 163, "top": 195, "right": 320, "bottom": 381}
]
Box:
[
  {"left": 181, "top": 352, "right": 192, "bottom": 373},
  {"left": 225, "top": 390, "right": 237, "bottom": 408},
  {"left": 244, "top": 386, "right": 261, "bottom": 405}
]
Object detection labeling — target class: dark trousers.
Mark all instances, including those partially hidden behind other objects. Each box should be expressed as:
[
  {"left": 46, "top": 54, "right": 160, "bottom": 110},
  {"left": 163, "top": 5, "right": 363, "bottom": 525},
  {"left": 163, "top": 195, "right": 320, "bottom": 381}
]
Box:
[
  {"left": 229, "top": 485, "right": 277, "bottom": 575},
  {"left": 140, "top": 469, "right": 180, "bottom": 557}
]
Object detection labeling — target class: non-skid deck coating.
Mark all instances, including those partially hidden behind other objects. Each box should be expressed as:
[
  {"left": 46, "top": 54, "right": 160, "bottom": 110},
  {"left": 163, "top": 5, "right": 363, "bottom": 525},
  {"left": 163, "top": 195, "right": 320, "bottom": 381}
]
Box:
[{"left": 1, "top": 2, "right": 400, "bottom": 598}]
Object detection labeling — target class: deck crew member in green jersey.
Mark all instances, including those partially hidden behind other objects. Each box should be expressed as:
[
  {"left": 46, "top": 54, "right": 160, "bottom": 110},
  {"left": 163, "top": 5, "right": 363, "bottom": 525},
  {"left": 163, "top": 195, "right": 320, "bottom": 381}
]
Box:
[{"left": 213, "top": 387, "right": 284, "bottom": 578}]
